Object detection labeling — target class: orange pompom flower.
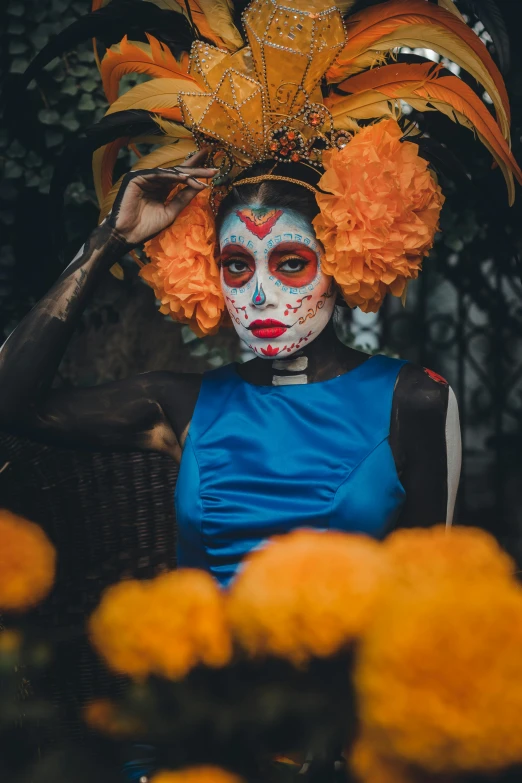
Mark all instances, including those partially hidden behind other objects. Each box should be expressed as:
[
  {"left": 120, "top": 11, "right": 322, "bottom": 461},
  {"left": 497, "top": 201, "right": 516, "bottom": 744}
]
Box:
[
  {"left": 0, "top": 509, "right": 56, "bottom": 611},
  {"left": 151, "top": 767, "right": 243, "bottom": 783},
  {"left": 142, "top": 188, "right": 226, "bottom": 336},
  {"left": 384, "top": 524, "right": 516, "bottom": 589},
  {"left": 349, "top": 733, "right": 451, "bottom": 783},
  {"left": 355, "top": 578, "right": 522, "bottom": 774},
  {"left": 313, "top": 118, "right": 445, "bottom": 313},
  {"left": 228, "top": 529, "right": 389, "bottom": 665},
  {"left": 89, "top": 569, "right": 232, "bottom": 680}
]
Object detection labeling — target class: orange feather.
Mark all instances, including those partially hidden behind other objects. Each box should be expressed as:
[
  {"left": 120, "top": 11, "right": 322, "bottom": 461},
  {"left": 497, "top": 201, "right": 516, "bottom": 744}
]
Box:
[
  {"left": 327, "top": 0, "right": 510, "bottom": 128},
  {"left": 182, "top": 0, "right": 228, "bottom": 50},
  {"left": 101, "top": 34, "right": 196, "bottom": 104},
  {"left": 328, "top": 62, "right": 522, "bottom": 202}
]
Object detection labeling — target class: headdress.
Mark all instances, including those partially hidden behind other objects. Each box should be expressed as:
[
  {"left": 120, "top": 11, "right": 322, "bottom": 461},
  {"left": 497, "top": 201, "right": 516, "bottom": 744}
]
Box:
[{"left": 21, "top": 0, "right": 522, "bottom": 334}]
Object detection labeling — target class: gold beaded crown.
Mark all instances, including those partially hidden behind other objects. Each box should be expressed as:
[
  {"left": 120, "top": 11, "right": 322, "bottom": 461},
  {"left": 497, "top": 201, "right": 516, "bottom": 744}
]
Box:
[
  {"left": 178, "top": 0, "right": 348, "bottom": 180},
  {"left": 92, "top": 0, "right": 522, "bottom": 219}
]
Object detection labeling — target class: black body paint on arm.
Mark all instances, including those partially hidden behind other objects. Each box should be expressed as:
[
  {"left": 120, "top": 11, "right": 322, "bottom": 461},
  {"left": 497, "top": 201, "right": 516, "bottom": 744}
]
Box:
[{"left": 0, "top": 223, "right": 200, "bottom": 458}]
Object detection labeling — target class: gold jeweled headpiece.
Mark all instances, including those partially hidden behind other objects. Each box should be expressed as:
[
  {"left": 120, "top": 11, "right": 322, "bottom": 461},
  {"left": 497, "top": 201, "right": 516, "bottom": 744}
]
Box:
[{"left": 178, "top": 0, "right": 348, "bottom": 183}]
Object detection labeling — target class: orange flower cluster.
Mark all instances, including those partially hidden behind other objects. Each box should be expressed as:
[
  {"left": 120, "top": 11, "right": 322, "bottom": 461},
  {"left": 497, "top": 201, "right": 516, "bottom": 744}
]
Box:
[
  {"left": 313, "top": 118, "right": 445, "bottom": 313},
  {"left": 227, "top": 529, "right": 389, "bottom": 665},
  {"left": 0, "top": 509, "right": 56, "bottom": 611},
  {"left": 89, "top": 569, "right": 232, "bottom": 680},
  {"left": 151, "top": 767, "right": 243, "bottom": 783},
  {"left": 384, "top": 523, "right": 516, "bottom": 589},
  {"left": 142, "top": 188, "right": 226, "bottom": 337},
  {"left": 355, "top": 526, "right": 522, "bottom": 775}
]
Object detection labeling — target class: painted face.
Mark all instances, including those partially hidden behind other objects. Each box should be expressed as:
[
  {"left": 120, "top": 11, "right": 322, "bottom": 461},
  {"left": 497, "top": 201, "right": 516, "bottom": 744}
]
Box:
[{"left": 218, "top": 206, "right": 336, "bottom": 358}]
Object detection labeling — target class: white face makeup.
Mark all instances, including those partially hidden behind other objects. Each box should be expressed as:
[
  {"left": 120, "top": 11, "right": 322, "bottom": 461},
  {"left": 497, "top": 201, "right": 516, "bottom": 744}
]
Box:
[{"left": 218, "top": 206, "right": 336, "bottom": 359}]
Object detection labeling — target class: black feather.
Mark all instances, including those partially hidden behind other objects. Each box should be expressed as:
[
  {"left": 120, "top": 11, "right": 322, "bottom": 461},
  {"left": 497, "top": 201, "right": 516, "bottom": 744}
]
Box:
[
  {"left": 459, "top": 0, "right": 510, "bottom": 74},
  {"left": 414, "top": 135, "right": 472, "bottom": 191},
  {"left": 18, "top": 0, "right": 195, "bottom": 92},
  {"left": 48, "top": 109, "right": 167, "bottom": 262}
]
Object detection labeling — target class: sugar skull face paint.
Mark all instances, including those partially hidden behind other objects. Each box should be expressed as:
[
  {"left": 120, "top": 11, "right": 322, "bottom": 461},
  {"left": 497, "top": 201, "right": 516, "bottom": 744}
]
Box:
[{"left": 219, "top": 207, "right": 336, "bottom": 358}]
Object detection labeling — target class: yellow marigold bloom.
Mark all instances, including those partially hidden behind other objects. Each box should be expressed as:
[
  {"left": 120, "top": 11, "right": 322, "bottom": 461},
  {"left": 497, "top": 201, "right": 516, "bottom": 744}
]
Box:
[
  {"left": 350, "top": 732, "right": 457, "bottom": 783},
  {"left": 356, "top": 579, "right": 522, "bottom": 774},
  {"left": 84, "top": 698, "right": 144, "bottom": 737},
  {"left": 0, "top": 509, "right": 56, "bottom": 611},
  {"left": 89, "top": 569, "right": 232, "bottom": 680},
  {"left": 228, "top": 529, "right": 389, "bottom": 665},
  {"left": 384, "top": 524, "right": 515, "bottom": 588},
  {"left": 151, "top": 768, "right": 242, "bottom": 783}
]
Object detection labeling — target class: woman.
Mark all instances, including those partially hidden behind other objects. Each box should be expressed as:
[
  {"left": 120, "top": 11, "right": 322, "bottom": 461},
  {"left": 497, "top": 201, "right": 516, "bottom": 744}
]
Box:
[{"left": 0, "top": 0, "right": 519, "bottom": 586}]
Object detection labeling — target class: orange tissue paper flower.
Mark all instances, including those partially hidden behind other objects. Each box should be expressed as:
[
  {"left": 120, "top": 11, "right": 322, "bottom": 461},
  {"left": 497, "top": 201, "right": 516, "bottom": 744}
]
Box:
[
  {"left": 313, "top": 118, "right": 445, "bottom": 313},
  {"left": 142, "top": 188, "right": 226, "bottom": 337},
  {"left": 89, "top": 569, "right": 232, "bottom": 680},
  {"left": 227, "top": 529, "right": 389, "bottom": 665},
  {"left": 349, "top": 732, "right": 455, "bottom": 783},
  {"left": 355, "top": 577, "right": 522, "bottom": 774},
  {"left": 0, "top": 509, "right": 56, "bottom": 611},
  {"left": 151, "top": 767, "right": 243, "bottom": 783}
]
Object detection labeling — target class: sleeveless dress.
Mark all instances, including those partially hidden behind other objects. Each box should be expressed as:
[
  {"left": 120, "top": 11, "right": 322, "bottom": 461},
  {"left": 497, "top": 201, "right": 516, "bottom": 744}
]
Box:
[{"left": 175, "top": 354, "right": 407, "bottom": 586}]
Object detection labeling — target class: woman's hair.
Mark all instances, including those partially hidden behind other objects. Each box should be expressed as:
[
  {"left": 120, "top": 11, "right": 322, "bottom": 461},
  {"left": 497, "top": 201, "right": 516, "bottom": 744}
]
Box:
[{"left": 215, "top": 160, "right": 322, "bottom": 233}]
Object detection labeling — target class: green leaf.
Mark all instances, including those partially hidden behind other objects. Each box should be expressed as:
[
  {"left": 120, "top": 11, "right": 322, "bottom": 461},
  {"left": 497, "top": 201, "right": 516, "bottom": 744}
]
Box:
[
  {"left": 45, "top": 129, "right": 64, "bottom": 148},
  {"left": 4, "top": 161, "right": 23, "bottom": 179},
  {"left": 78, "top": 50, "right": 95, "bottom": 63},
  {"left": 25, "top": 151, "right": 43, "bottom": 168},
  {"left": 80, "top": 78, "right": 98, "bottom": 93},
  {"left": 69, "top": 64, "right": 89, "bottom": 78},
  {"left": 9, "top": 57, "right": 29, "bottom": 74},
  {"left": 29, "top": 32, "right": 49, "bottom": 48},
  {"left": 25, "top": 173, "right": 41, "bottom": 188},
  {"left": 8, "top": 1, "right": 25, "bottom": 17},
  {"left": 6, "top": 140, "right": 26, "bottom": 159},
  {"left": 38, "top": 108, "right": 61, "bottom": 125},
  {"left": 62, "top": 82, "right": 78, "bottom": 96},
  {"left": 9, "top": 40, "right": 28, "bottom": 55},
  {"left": 78, "top": 94, "right": 96, "bottom": 112},
  {"left": 61, "top": 115, "right": 80, "bottom": 132}
]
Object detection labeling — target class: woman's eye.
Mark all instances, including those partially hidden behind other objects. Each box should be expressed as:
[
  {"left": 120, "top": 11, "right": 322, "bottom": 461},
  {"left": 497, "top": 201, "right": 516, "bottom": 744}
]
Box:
[
  {"left": 224, "top": 259, "right": 250, "bottom": 274},
  {"left": 278, "top": 257, "right": 308, "bottom": 273}
]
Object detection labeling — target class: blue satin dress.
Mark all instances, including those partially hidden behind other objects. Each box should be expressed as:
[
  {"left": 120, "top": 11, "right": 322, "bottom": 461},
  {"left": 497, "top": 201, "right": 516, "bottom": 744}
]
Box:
[{"left": 175, "top": 354, "right": 407, "bottom": 586}]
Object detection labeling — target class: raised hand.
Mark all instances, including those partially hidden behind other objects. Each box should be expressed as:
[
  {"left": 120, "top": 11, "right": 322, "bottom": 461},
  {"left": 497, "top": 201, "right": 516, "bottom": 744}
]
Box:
[{"left": 107, "top": 147, "right": 218, "bottom": 247}]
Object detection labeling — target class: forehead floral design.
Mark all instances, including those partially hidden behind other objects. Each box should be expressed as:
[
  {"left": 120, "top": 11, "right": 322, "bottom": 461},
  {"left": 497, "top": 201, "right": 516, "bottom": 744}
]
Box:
[{"left": 25, "top": 0, "right": 522, "bottom": 335}]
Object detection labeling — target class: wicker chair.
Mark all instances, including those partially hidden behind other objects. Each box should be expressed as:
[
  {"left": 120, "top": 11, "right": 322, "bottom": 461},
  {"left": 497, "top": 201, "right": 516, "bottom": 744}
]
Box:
[{"left": 0, "top": 432, "right": 179, "bottom": 740}]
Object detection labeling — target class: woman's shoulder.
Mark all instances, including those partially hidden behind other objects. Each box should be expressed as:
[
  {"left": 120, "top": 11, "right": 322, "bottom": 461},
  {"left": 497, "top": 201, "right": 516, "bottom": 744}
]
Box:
[{"left": 394, "top": 361, "right": 451, "bottom": 417}]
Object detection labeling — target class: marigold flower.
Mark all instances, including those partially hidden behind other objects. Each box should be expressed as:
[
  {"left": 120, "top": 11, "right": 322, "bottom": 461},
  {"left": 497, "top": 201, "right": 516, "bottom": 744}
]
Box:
[
  {"left": 227, "top": 529, "right": 389, "bottom": 665},
  {"left": 0, "top": 509, "right": 56, "bottom": 611},
  {"left": 384, "top": 524, "right": 516, "bottom": 588},
  {"left": 84, "top": 698, "right": 144, "bottom": 737},
  {"left": 142, "top": 188, "right": 226, "bottom": 336},
  {"left": 355, "top": 578, "right": 522, "bottom": 774},
  {"left": 89, "top": 569, "right": 232, "bottom": 680},
  {"left": 151, "top": 767, "right": 243, "bottom": 783},
  {"left": 313, "top": 118, "right": 445, "bottom": 313}
]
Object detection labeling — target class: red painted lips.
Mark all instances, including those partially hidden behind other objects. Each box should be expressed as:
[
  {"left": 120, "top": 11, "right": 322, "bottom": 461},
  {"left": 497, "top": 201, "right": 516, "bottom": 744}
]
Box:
[{"left": 249, "top": 319, "right": 288, "bottom": 339}]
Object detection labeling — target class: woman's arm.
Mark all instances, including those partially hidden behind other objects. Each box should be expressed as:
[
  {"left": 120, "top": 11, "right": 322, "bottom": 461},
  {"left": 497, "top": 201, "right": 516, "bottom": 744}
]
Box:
[
  {"left": 389, "top": 363, "right": 462, "bottom": 528},
  {"left": 0, "top": 150, "right": 217, "bottom": 459}
]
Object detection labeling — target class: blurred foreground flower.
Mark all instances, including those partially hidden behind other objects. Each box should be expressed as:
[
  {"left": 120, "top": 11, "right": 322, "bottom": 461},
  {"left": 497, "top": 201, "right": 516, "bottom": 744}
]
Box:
[
  {"left": 384, "top": 524, "right": 516, "bottom": 588},
  {"left": 0, "top": 509, "right": 56, "bottom": 610},
  {"left": 350, "top": 732, "right": 457, "bottom": 783},
  {"left": 356, "top": 575, "right": 522, "bottom": 774},
  {"left": 89, "top": 569, "right": 232, "bottom": 679},
  {"left": 228, "top": 529, "right": 389, "bottom": 665},
  {"left": 84, "top": 698, "right": 145, "bottom": 737},
  {"left": 151, "top": 767, "right": 243, "bottom": 783}
]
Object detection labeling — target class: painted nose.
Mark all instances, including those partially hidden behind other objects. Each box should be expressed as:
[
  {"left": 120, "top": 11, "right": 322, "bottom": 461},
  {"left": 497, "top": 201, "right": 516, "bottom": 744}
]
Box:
[{"left": 252, "top": 280, "right": 266, "bottom": 306}]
